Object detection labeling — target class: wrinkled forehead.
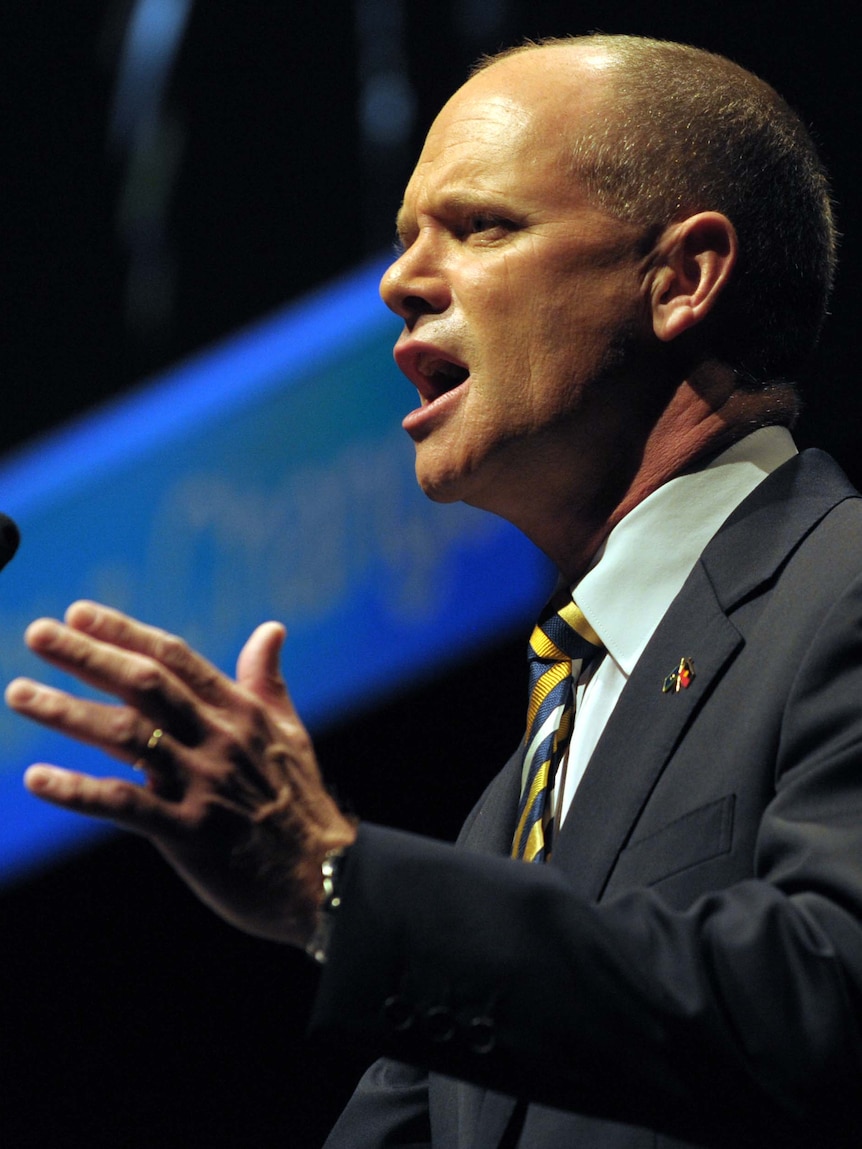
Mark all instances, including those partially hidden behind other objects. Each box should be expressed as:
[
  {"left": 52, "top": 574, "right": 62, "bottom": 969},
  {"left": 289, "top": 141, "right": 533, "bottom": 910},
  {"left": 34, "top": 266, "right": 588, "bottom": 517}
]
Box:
[
  {"left": 410, "top": 92, "right": 532, "bottom": 187},
  {"left": 412, "top": 46, "right": 614, "bottom": 184}
]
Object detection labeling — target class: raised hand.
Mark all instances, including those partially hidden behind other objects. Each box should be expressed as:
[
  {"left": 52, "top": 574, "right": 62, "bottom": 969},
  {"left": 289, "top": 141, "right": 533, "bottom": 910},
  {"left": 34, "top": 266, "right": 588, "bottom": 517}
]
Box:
[{"left": 5, "top": 601, "right": 357, "bottom": 945}]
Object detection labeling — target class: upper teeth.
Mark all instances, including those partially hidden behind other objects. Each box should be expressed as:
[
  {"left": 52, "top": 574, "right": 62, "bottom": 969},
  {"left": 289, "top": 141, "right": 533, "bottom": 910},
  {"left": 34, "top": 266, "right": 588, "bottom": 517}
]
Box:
[
  {"left": 437, "top": 361, "right": 463, "bottom": 378},
  {"left": 420, "top": 356, "right": 463, "bottom": 378}
]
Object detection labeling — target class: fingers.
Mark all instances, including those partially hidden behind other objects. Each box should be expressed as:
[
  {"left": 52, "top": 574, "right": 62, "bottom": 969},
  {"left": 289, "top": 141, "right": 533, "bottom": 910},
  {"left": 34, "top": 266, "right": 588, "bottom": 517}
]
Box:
[
  {"left": 23, "top": 615, "right": 206, "bottom": 743},
  {"left": 26, "top": 605, "right": 291, "bottom": 720},
  {"left": 23, "top": 764, "right": 177, "bottom": 837},
  {"left": 64, "top": 601, "right": 231, "bottom": 706},
  {"left": 5, "top": 677, "right": 185, "bottom": 775}
]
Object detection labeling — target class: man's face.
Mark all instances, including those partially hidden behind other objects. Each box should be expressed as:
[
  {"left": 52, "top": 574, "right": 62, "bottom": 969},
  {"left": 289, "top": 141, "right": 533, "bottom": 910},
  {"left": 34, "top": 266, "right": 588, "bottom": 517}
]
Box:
[{"left": 380, "top": 49, "right": 658, "bottom": 523}]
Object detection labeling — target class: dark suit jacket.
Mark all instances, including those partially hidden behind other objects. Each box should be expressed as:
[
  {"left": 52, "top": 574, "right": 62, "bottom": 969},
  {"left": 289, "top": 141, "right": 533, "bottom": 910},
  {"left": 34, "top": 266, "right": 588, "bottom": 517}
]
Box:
[{"left": 313, "top": 450, "right": 862, "bottom": 1148}]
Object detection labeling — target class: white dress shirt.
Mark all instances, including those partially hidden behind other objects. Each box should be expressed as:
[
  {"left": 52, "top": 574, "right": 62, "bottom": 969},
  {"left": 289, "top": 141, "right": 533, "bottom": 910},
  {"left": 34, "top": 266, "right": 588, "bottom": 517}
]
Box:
[{"left": 553, "top": 425, "right": 798, "bottom": 828}]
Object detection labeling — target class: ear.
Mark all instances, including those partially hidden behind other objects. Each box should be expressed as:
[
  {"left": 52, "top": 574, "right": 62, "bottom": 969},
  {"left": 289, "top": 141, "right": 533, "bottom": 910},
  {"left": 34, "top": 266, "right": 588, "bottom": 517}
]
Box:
[{"left": 649, "top": 212, "right": 737, "bottom": 343}]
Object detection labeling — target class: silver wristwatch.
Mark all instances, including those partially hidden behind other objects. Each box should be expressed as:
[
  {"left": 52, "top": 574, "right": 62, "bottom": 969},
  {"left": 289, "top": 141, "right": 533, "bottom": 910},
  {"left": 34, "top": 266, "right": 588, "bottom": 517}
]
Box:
[{"left": 305, "top": 845, "right": 350, "bottom": 965}]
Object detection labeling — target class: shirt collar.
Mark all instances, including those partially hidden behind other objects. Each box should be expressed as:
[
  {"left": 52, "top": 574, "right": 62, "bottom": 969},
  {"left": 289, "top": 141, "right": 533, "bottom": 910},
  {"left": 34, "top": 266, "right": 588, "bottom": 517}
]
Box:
[{"left": 572, "top": 426, "right": 797, "bottom": 676}]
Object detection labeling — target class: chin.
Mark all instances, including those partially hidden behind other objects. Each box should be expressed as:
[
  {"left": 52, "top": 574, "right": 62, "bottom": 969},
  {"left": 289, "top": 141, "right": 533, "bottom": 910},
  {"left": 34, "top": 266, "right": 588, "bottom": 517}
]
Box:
[
  {"left": 414, "top": 440, "right": 515, "bottom": 511},
  {"left": 415, "top": 472, "right": 465, "bottom": 505},
  {"left": 414, "top": 452, "right": 477, "bottom": 505}
]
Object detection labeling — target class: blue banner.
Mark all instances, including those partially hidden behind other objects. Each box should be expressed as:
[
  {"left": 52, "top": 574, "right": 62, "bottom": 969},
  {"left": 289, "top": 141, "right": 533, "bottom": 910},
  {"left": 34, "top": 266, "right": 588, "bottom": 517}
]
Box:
[{"left": 0, "top": 257, "right": 551, "bottom": 884}]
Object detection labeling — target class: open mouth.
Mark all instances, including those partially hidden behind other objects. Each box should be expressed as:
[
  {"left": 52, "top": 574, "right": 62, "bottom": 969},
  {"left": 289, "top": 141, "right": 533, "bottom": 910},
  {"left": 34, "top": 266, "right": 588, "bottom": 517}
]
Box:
[{"left": 417, "top": 356, "right": 470, "bottom": 402}]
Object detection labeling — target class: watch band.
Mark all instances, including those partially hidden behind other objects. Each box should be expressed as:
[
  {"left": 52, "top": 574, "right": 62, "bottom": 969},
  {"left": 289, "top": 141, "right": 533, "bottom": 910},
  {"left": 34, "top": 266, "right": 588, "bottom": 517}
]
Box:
[{"left": 305, "top": 844, "right": 350, "bottom": 965}]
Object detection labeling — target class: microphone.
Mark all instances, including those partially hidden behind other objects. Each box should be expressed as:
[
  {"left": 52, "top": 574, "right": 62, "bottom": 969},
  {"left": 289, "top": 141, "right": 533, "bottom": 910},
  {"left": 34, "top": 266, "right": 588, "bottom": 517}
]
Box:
[{"left": 0, "top": 513, "right": 20, "bottom": 573}]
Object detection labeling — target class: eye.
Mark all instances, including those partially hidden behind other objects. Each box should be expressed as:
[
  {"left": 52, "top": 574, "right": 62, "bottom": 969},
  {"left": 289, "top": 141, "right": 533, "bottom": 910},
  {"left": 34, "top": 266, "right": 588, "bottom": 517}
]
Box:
[
  {"left": 459, "top": 210, "right": 523, "bottom": 244},
  {"left": 466, "top": 213, "right": 511, "bottom": 236}
]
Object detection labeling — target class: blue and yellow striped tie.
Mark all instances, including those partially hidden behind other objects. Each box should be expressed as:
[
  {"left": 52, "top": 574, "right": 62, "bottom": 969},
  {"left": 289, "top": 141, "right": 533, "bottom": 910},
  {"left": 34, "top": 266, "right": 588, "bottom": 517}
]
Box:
[{"left": 512, "top": 593, "right": 604, "bottom": 863}]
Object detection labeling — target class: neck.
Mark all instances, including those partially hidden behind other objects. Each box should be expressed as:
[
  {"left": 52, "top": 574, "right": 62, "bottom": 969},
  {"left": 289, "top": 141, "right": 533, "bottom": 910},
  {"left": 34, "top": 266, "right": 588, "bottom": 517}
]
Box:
[{"left": 483, "top": 367, "right": 796, "bottom": 583}]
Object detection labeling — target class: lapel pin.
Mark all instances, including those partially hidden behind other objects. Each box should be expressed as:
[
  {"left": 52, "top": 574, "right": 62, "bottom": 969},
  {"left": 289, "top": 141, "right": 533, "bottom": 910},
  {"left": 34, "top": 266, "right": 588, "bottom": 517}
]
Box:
[{"left": 662, "top": 657, "right": 695, "bottom": 694}]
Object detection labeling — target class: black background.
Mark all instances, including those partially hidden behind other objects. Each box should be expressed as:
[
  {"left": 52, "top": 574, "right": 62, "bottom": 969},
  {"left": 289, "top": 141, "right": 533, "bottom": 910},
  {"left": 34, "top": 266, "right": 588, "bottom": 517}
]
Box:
[{"left": 1, "top": 3, "right": 860, "bottom": 1146}]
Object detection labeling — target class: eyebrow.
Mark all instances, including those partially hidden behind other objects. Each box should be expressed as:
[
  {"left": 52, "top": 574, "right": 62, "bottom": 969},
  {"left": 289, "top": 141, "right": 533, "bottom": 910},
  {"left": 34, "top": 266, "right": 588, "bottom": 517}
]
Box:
[{"left": 393, "top": 188, "right": 515, "bottom": 250}]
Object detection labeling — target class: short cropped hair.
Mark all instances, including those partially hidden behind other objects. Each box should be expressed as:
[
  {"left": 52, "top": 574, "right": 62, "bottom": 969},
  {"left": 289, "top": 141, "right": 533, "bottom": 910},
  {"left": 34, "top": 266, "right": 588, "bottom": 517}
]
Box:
[{"left": 478, "top": 35, "right": 837, "bottom": 385}]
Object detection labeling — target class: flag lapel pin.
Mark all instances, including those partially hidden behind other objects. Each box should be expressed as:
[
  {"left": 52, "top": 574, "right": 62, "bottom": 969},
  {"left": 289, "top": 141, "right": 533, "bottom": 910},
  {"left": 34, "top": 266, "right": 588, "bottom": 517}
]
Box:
[{"left": 662, "top": 657, "right": 695, "bottom": 694}]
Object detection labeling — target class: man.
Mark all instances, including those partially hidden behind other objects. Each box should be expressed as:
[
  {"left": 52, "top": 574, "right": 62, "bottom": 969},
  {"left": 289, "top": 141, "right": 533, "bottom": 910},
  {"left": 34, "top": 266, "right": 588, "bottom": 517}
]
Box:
[{"left": 7, "top": 33, "right": 862, "bottom": 1148}]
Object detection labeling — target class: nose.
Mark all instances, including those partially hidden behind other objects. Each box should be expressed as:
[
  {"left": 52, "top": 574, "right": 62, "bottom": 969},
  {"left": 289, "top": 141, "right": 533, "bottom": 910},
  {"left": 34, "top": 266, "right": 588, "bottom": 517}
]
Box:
[{"left": 379, "top": 242, "right": 451, "bottom": 328}]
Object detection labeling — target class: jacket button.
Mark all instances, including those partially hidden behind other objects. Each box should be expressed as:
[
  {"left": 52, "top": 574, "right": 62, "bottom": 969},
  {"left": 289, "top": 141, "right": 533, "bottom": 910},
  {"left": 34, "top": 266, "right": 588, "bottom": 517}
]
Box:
[
  {"left": 421, "top": 1005, "right": 457, "bottom": 1043},
  {"left": 466, "top": 1016, "right": 496, "bottom": 1054},
  {"left": 382, "top": 994, "right": 414, "bottom": 1032}
]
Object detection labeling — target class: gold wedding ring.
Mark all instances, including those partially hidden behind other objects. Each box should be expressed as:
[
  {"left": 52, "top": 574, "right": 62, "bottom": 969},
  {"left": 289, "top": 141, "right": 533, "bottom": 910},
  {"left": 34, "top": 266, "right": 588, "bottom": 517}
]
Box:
[{"left": 133, "top": 727, "right": 167, "bottom": 771}]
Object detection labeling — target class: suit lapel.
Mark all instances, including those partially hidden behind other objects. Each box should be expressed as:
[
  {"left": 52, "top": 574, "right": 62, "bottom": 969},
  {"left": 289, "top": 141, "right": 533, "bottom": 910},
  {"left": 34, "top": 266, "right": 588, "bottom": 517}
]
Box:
[
  {"left": 552, "top": 449, "right": 860, "bottom": 901},
  {"left": 552, "top": 564, "right": 741, "bottom": 898}
]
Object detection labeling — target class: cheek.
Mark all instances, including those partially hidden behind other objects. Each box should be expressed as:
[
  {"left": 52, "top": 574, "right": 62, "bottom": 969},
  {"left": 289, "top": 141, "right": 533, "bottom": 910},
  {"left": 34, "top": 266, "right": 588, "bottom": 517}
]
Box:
[
  {"left": 539, "top": 272, "right": 644, "bottom": 362},
  {"left": 515, "top": 300, "right": 633, "bottom": 421}
]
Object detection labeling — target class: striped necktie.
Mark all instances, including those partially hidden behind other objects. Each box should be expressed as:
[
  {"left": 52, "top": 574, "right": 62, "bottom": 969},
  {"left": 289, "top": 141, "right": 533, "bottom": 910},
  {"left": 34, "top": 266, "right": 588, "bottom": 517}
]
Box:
[{"left": 512, "top": 592, "right": 604, "bottom": 863}]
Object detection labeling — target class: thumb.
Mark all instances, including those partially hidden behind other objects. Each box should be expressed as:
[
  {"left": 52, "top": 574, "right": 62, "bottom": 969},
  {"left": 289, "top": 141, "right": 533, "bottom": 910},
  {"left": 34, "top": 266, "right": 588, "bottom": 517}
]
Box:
[{"left": 235, "top": 621, "right": 292, "bottom": 713}]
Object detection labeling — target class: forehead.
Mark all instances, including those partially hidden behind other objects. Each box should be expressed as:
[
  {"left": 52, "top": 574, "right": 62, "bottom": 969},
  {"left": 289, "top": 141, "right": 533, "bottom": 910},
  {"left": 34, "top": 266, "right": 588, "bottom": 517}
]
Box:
[
  {"left": 410, "top": 91, "right": 533, "bottom": 187},
  {"left": 399, "top": 49, "right": 611, "bottom": 226}
]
